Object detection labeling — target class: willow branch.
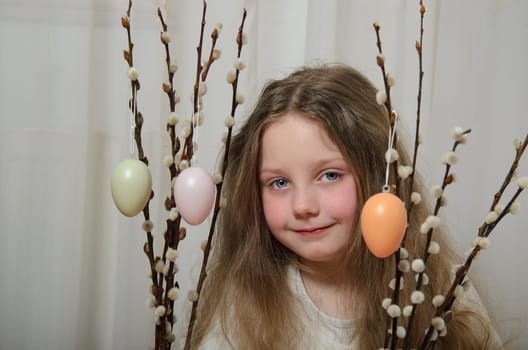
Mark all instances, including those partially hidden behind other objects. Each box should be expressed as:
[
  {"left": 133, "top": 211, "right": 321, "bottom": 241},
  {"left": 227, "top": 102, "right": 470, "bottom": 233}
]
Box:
[
  {"left": 401, "top": 131, "right": 470, "bottom": 350},
  {"left": 184, "top": 9, "right": 247, "bottom": 350},
  {"left": 374, "top": 22, "right": 405, "bottom": 350},
  {"left": 478, "top": 133, "right": 528, "bottom": 236},
  {"left": 419, "top": 136, "right": 527, "bottom": 349},
  {"left": 121, "top": 0, "right": 157, "bottom": 288},
  {"left": 407, "top": 1, "right": 426, "bottom": 206}
]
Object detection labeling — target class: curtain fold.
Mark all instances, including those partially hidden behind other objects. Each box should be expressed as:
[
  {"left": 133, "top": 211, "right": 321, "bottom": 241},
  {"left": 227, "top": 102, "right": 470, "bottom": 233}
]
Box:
[{"left": 0, "top": 1, "right": 526, "bottom": 349}]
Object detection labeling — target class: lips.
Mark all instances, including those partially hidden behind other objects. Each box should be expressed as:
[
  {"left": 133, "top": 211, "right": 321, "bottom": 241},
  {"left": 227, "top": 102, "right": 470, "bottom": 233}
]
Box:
[{"left": 293, "top": 224, "right": 333, "bottom": 236}]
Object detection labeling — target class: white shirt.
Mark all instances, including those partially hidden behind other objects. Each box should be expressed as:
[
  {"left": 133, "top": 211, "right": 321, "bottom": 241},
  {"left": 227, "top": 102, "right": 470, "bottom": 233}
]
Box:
[
  {"left": 197, "top": 266, "right": 499, "bottom": 349},
  {"left": 289, "top": 266, "right": 358, "bottom": 349},
  {"left": 197, "top": 266, "right": 358, "bottom": 349}
]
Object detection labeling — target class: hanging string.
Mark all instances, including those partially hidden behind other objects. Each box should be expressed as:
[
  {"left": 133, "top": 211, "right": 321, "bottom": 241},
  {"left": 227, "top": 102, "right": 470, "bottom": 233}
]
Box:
[
  {"left": 383, "top": 111, "right": 399, "bottom": 192},
  {"left": 190, "top": 107, "right": 199, "bottom": 167},
  {"left": 190, "top": 88, "right": 205, "bottom": 167},
  {"left": 130, "top": 84, "right": 137, "bottom": 156}
]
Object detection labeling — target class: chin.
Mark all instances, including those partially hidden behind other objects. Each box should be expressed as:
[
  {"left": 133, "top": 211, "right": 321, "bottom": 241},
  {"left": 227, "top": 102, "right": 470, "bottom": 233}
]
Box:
[{"left": 299, "top": 250, "right": 340, "bottom": 263}]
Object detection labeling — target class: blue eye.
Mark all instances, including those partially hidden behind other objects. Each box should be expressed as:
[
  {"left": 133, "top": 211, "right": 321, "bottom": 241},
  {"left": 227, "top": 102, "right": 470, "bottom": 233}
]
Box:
[
  {"left": 271, "top": 178, "right": 289, "bottom": 189},
  {"left": 323, "top": 171, "right": 339, "bottom": 182}
]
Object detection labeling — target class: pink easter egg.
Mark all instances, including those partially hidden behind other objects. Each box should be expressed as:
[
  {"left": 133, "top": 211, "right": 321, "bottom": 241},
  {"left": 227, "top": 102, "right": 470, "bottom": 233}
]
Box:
[
  {"left": 173, "top": 167, "right": 216, "bottom": 225},
  {"left": 360, "top": 192, "right": 407, "bottom": 258}
]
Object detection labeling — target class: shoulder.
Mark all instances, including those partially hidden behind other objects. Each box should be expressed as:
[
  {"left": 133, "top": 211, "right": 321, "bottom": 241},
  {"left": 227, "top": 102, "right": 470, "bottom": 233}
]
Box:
[
  {"left": 194, "top": 317, "right": 235, "bottom": 350},
  {"left": 455, "top": 281, "right": 502, "bottom": 348}
]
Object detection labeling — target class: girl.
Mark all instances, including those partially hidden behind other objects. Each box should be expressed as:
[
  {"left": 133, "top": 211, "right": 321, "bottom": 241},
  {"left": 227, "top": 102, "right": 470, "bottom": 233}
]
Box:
[{"left": 191, "top": 65, "right": 497, "bottom": 349}]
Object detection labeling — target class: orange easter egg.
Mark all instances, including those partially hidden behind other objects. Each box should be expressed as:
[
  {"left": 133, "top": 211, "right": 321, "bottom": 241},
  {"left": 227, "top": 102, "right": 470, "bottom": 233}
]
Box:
[{"left": 360, "top": 192, "right": 407, "bottom": 258}]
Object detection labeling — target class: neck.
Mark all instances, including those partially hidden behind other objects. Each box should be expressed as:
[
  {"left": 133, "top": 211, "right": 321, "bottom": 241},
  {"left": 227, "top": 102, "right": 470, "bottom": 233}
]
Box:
[
  {"left": 300, "top": 258, "right": 347, "bottom": 286},
  {"left": 300, "top": 259, "right": 356, "bottom": 320}
]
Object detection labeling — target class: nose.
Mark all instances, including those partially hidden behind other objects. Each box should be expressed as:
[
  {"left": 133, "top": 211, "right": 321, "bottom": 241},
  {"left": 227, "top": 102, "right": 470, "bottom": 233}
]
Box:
[{"left": 292, "top": 187, "right": 319, "bottom": 218}]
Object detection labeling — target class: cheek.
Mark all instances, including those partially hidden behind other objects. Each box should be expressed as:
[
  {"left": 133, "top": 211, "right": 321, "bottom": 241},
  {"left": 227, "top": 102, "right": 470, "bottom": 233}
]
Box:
[
  {"left": 326, "top": 182, "right": 358, "bottom": 224},
  {"left": 262, "top": 192, "right": 287, "bottom": 232}
]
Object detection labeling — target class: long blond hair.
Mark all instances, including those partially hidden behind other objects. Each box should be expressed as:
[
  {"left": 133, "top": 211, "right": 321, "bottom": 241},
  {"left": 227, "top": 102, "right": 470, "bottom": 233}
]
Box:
[{"left": 191, "top": 65, "right": 494, "bottom": 349}]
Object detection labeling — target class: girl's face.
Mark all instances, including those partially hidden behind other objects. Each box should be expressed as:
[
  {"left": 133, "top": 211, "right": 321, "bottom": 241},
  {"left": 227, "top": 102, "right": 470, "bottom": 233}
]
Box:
[{"left": 259, "top": 112, "right": 358, "bottom": 268}]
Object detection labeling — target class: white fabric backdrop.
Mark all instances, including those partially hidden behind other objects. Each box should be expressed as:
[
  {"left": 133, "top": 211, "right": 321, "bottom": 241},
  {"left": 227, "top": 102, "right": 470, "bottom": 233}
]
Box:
[{"left": 0, "top": 0, "right": 527, "bottom": 349}]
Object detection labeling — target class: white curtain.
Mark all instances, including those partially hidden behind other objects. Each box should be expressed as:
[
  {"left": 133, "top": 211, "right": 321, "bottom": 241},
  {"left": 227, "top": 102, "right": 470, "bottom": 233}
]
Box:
[{"left": 0, "top": 0, "right": 526, "bottom": 349}]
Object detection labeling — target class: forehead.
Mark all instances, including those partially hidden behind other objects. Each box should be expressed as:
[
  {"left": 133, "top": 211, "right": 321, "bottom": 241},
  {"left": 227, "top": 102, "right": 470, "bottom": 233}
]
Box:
[
  {"left": 263, "top": 111, "right": 334, "bottom": 142},
  {"left": 260, "top": 111, "right": 344, "bottom": 165}
]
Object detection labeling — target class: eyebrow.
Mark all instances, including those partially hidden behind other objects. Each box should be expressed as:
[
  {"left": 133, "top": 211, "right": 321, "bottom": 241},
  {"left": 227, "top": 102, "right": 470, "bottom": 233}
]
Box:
[
  {"left": 259, "top": 157, "right": 349, "bottom": 174},
  {"left": 258, "top": 167, "right": 283, "bottom": 181}
]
